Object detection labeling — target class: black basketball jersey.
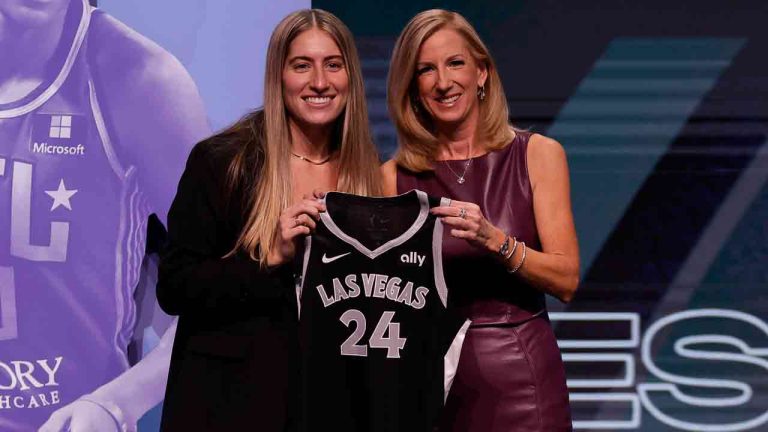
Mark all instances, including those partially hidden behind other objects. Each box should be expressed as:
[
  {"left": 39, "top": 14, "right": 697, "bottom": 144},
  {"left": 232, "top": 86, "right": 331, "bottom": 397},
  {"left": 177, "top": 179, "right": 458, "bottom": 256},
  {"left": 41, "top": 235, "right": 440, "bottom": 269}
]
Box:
[{"left": 296, "top": 189, "right": 471, "bottom": 432}]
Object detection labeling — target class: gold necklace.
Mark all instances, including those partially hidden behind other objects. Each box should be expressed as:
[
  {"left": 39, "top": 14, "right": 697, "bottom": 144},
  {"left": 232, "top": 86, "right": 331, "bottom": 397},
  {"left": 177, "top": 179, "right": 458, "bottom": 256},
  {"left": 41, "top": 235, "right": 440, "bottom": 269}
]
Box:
[{"left": 290, "top": 151, "right": 332, "bottom": 165}]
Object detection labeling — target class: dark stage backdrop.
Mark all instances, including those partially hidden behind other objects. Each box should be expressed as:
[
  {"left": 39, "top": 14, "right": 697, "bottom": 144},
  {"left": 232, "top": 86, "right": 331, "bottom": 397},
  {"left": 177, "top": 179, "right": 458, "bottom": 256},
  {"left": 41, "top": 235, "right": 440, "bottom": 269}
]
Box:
[{"left": 316, "top": 1, "right": 768, "bottom": 430}]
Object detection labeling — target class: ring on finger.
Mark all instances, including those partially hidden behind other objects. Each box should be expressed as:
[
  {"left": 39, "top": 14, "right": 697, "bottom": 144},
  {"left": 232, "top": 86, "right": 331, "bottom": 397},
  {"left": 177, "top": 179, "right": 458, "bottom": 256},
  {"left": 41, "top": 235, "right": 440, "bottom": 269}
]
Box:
[
  {"left": 295, "top": 216, "right": 303, "bottom": 227},
  {"left": 458, "top": 208, "right": 467, "bottom": 219}
]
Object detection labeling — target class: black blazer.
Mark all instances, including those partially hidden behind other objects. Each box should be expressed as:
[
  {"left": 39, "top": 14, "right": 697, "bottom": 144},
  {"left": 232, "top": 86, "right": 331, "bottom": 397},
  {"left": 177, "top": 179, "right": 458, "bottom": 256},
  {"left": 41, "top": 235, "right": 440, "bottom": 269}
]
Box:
[{"left": 157, "top": 119, "right": 297, "bottom": 431}]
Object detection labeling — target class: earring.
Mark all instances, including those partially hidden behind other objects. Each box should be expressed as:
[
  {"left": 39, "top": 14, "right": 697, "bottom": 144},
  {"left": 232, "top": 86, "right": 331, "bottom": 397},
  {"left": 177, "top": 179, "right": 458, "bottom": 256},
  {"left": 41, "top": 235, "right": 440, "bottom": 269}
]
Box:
[
  {"left": 477, "top": 84, "right": 486, "bottom": 101},
  {"left": 411, "top": 95, "right": 421, "bottom": 114}
]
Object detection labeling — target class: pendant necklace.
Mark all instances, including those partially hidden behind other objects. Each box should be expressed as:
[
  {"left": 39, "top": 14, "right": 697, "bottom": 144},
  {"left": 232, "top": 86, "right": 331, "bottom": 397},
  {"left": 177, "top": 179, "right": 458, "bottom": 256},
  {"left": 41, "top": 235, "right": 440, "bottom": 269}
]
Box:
[{"left": 443, "top": 144, "right": 473, "bottom": 184}]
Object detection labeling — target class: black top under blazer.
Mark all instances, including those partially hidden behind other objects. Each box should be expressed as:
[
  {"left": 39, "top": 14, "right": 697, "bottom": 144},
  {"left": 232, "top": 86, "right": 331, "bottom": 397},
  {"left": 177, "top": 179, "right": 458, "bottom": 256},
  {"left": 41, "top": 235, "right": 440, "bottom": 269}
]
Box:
[{"left": 157, "top": 112, "right": 297, "bottom": 431}]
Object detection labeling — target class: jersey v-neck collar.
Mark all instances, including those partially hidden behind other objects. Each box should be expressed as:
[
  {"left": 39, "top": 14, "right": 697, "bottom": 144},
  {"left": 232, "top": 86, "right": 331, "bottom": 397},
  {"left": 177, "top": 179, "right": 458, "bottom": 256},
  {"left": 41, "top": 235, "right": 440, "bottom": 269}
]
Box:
[{"left": 320, "top": 189, "right": 429, "bottom": 259}]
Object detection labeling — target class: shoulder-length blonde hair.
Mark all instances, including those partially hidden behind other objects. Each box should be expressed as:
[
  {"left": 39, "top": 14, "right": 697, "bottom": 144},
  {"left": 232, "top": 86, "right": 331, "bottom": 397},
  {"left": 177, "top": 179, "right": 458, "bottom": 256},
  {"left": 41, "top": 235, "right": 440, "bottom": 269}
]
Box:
[
  {"left": 388, "top": 9, "right": 516, "bottom": 172},
  {"left": 225, "top": 9, "right": 381, "bottom": 265}
]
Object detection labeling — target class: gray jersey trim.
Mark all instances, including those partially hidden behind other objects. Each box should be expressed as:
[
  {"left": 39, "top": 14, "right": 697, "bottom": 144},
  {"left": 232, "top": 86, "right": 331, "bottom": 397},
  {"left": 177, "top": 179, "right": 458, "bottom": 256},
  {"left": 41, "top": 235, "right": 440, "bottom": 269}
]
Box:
[
  {"left": 296, "top": 235, "right": 312, "bottom": 319},
  {"left": 89, "top": 79, "right": 126, "bottom": 179},
  {"left": 0, "top": 0, "right": 93, "bottom": 119},
  {"left": 433, "top": 218, "right": 448, "bottom": 308},
  {"left": 444, "top": 319, "right": 472, "bottom": 402},
  {"left": 319, "top": 189, "right": 429, "bottom": 259},
  {"left": 111, "top": 166, "right": 135, "bottom": 370},
  {"left": 434, "top": 197, "right": 451, "bottom": 308}
]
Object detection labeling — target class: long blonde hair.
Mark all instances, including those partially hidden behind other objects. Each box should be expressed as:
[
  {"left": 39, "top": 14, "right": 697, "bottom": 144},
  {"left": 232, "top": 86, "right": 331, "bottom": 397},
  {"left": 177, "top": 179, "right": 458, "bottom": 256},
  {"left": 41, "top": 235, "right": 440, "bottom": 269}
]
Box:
[
  {"left": 388, "top": 9, "right": 516, "bottom": 172},
  {"left": 226, "top": 9, "right": 381, "bottom": 264}
]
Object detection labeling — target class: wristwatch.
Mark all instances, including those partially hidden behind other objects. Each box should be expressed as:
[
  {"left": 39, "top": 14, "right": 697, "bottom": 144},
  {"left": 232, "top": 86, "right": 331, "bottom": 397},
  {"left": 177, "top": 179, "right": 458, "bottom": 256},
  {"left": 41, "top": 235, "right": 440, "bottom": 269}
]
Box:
[{"left": 498, "top": 235, "right": 511, "bottom": 258}]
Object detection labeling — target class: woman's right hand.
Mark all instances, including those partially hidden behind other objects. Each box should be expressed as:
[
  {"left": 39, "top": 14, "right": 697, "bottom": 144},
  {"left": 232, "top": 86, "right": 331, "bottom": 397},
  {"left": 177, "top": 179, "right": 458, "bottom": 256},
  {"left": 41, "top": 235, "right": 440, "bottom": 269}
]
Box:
[{"left": 268, "top": 190, "right": 326, "bottom": 266}]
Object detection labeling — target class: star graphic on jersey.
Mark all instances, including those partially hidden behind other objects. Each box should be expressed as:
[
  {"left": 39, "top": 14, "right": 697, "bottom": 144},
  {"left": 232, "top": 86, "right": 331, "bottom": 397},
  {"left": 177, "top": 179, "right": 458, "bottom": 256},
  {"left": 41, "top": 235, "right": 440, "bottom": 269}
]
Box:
[{"left": 45, "top": 179, "right": 78, "bottom": 211}]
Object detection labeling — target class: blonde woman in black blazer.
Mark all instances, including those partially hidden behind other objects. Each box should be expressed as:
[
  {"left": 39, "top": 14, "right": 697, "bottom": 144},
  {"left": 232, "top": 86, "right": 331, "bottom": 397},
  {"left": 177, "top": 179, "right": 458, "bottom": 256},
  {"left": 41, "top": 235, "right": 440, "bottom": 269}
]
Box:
[{"left": 157, "top": 9, "right": 381, "bottom": 431}]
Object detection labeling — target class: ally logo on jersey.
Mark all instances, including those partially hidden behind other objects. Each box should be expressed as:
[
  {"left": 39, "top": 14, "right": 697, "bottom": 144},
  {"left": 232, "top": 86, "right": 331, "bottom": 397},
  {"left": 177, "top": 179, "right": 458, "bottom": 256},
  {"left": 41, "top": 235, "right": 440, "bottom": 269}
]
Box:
[
  {"left": 29, "top": 113, "right": 87, "bottom": 157},
  {"left": 322, "top": 251, "right": 427, "bottom": 267}
]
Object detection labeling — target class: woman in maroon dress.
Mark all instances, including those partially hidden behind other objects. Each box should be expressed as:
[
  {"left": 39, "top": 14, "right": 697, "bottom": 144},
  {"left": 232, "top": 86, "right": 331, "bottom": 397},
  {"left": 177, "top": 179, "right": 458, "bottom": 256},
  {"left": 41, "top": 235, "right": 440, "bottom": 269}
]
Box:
[{"left": 381, "top": 9, "right": 579, "bottom": 432}]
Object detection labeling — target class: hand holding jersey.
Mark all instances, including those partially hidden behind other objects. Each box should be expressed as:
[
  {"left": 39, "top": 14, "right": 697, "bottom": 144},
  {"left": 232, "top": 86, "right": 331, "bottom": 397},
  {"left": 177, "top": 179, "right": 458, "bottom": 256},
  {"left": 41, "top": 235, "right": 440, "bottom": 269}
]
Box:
[
  {"left": 431, "top": 199, "right": 508, "bottom": 253},
  {"left": 269, "top": 190, "right": 327, "bottom": 267}
]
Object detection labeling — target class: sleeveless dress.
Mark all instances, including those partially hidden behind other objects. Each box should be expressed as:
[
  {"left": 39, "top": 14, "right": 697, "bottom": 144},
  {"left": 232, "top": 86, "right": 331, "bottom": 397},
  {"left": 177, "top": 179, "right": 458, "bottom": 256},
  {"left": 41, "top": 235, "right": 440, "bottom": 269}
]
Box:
[
  {"left": 397, "top": 131, "right": 573, "bottom": 432},
  {"left": 0, "top": 1, "right": 150, "bottom": 430}
]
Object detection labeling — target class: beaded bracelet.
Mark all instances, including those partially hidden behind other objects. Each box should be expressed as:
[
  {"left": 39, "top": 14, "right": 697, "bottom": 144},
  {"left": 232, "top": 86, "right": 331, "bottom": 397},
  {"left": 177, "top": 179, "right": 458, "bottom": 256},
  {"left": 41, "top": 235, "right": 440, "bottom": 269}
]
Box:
[{"left": 508, "top": 241, "right": 526, "bottom": 273}]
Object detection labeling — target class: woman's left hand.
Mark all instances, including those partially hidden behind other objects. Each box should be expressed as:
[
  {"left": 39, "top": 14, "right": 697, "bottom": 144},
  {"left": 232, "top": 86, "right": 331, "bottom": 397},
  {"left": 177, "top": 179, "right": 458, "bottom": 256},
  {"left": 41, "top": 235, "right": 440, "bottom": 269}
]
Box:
[{"left": 431, "top": 199, "right": 505, "bottom": 253}]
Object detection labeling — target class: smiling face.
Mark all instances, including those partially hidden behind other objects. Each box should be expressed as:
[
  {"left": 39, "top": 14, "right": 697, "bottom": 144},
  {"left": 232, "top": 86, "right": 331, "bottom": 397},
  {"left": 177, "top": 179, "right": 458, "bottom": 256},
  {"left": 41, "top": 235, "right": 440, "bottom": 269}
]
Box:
[
  {"left": 282, "top": 27, "right": 349, "bottom": 134},
  {"left": 414, "top": 28, "right": 488, "bottom": 129}
]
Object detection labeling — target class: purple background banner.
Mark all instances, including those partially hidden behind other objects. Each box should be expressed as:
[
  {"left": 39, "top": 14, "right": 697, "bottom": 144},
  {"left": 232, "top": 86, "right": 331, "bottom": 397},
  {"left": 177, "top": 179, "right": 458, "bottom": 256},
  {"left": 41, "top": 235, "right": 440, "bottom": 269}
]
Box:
[{"left": 0, "top": 1, "right": 308, "bottom": 431}]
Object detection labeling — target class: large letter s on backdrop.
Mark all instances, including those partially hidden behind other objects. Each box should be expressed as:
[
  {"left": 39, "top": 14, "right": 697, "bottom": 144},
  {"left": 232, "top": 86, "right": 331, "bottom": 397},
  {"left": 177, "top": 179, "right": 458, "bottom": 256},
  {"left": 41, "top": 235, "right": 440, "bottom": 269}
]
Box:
[{"left": 638, "top": 309, "right": 768, "bottom": 432}]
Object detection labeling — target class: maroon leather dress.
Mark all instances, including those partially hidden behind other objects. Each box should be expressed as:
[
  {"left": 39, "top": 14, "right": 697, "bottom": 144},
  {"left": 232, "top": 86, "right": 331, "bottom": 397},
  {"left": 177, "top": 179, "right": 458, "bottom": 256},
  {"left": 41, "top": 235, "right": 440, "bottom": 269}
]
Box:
[{"left": 397, "top": 132, "right": 572, "bottom": 432}]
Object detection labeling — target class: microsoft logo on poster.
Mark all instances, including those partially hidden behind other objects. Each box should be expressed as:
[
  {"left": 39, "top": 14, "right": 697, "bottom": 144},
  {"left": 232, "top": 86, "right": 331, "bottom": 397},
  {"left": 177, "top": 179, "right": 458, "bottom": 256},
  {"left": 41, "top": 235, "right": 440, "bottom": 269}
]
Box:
[
  {"left": 49, "top": 115, "right": 72, "bottom": 139},
  {"left": 29, "top": 113, "right": 85, "bottom": 156}
]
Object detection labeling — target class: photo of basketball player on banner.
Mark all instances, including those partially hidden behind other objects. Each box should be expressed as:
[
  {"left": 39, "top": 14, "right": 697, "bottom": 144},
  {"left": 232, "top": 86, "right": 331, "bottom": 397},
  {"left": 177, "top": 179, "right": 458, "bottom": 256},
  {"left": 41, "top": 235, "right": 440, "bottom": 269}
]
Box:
[{"left": 0, "top": 0, "right": 207, "bottom": 430}]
